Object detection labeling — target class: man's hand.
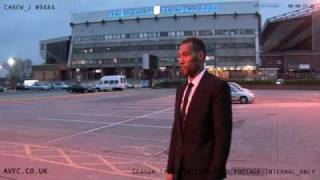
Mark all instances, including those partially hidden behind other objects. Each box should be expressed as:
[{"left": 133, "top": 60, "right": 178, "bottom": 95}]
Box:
[{"left": 165, "top": 173, "right": 174, "bottom": 180}]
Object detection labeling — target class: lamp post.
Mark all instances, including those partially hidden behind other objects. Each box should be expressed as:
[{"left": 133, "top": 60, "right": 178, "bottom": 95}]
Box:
[
  {"left": 7, "top": 57, "right": 16, "bottom": 89},
  {"left": 76, "top": 68, "right": 81, "bottom": 83},
  {"left": 113, "top": 58, "right": 118, "bottom": 75},
  {"left": 8, "top": 57, "right": 15, "bottom": 67}
]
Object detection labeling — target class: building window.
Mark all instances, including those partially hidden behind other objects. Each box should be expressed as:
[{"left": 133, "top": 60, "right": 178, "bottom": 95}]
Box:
[
  {"left": 198, "top": 30, "right": 214, "bottom": 36},
  {"left": 215, "top": 30, "right": 224, "bottom": 35},
  {"left": 215, "top": 42, "right": 255, "bottom": 49},
  {"left": 239, "top": 29, "right": 255, "bottom": 34},
  {"left": 168, "top": 31, "right": 176, "bottom": 37},
  {"left": 176, "top": 31, "right": 184, "bottom": 36},
  {"left": 74, "top": 29, "right": 255, "bottom": 42},
  {"left": 184, "top": 30, "right": 193, "bottom": 36},
  {"left": 160, "top": 32, "right": 168, "bottom": 37}
]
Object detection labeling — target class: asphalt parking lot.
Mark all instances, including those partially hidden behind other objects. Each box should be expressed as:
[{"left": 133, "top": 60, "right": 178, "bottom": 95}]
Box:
[{"left": 0, "top": 89, "right": 319, "bottom": 180}]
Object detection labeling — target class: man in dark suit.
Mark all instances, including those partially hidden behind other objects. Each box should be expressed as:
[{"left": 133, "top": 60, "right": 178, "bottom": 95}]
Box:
[{"left": 165, "top": 37, "right": 232, "bottom": 180}]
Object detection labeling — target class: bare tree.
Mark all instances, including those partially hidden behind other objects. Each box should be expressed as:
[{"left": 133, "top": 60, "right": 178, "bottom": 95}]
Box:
[{"left": 4, "top": 58, "right": 32, "bottom": 88}]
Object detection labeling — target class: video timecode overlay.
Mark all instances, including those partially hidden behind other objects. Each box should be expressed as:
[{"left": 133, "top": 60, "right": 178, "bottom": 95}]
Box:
[{"left": 3, "top": 4, "right": 55, "bottom": 11}]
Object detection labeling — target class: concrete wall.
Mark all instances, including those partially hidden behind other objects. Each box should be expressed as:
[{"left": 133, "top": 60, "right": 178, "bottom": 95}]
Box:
[{"left": 312, "top": 10, "right": 320, "bottom": 50}]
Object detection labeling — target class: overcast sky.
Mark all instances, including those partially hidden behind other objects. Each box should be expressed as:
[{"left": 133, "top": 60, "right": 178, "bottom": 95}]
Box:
[{"left": 0, "top": 0, "right": 318, "bottom": 77}]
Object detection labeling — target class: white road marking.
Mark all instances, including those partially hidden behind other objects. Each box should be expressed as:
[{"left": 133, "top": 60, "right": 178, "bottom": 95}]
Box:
[
  {"left": 57, "top": 148, "right": 76, "bottom": 166},
  {"left": 24, "top": 145, "right": 31, "bottom": 156},
  {"left": 43, "top": 107, "right": 173, "bottom": 144},
  {"left": 82, "top": 107, "right": 173, "bottom": 134},
  {"left": 37, "top": 117, "right": 113, "bottom": 124},
  {"left": 37, "top": 117, "right": 171, "bottom": 129},
  {"left": 232, "top": 102, "right": 320, "bottom": 109},
  {"left": 66, "top": 113, "right": 172, "bottom": 120},
  {"left": 89, "top": 133, "right": 169, "bottom": 143},
  {"left": 120, "top": 123, "right": 171, "bottom": 129},
  {"left": 66, "top": 113, "right": 133, "bottom": 118},
  {"left": 97, "top": 155, "right": 121, "bottom": 173},
  {"left": 0, "top": 124, "right": 74, "bottom": 133}
]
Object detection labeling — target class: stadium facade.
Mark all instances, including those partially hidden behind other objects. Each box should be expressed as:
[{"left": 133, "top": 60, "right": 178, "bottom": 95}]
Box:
[
  {"left": 261, "top": 4, "right": 320, "bottom": 80},
  {"left": 33, "top": 36, "right": 70, "bottom": 81},
  {"left": 38, "top": 1, "right": 262, "bottom": 81}
]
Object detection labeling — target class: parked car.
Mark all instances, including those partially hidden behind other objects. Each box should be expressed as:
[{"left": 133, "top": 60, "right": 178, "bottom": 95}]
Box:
[
  {"left": 126, "top": 83, "right": 134, "bottom": 89},
  {"left": 52, "top": 82, "right": 69, "bottom": 90},
  {"left": 228, "top": 82, "right": 255, "bottom": 104},
  {"left": 276, "top": 79, "right": 285, "bottom": 85},
  {"left": 0, "top": 86, "right": 4, "bottom": 92},
  {"left": 228, "top": 82, "right": 250, "bottom": 92},
  {"left": 67, "top": 83, "right": 96, "bottom": 93},
  {"left": 16, "top": 83, "right": 30, "bottom": 91},
  {"left": 31, "top": 82, "right": 51, "bottom": 91}
]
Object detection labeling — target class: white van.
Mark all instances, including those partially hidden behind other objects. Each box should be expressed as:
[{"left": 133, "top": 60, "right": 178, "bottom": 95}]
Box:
[
  {"left": 24, "top": 80, "right": 39, "bottom": 88},
  {"left": 96, "top": 75, "right": 127, "bottom": 91}
]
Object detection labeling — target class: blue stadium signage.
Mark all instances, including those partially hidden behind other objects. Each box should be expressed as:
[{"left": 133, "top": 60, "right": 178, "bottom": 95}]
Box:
[
  {"left": 107, "top": 4, "right": 218, "bottom": 19},
  {"left": 107, "top": 7, "right": 153, "bottom": 18}
]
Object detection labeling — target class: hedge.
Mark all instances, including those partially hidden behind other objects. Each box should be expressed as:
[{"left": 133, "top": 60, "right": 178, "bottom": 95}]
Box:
[{"left": 153, "top": 79, "right": 320, "bottom": 88}]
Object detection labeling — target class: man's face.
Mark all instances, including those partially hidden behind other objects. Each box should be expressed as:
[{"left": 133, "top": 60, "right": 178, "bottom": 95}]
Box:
[{"left": 177, "top": 43, "right": 204, "bottom": 77}]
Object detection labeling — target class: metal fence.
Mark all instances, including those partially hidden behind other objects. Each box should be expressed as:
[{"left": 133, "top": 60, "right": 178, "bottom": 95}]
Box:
[{"left": 279, "top": 72, "right": 320, "bottom": 80}]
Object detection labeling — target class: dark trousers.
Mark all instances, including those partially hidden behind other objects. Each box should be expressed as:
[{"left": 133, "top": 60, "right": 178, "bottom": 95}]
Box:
[
  {"left": 176, "top": 164, "right": 224, "bottom": 180},
  {"left": 176, "top": 161, "right": 184, "bottom": 180}
]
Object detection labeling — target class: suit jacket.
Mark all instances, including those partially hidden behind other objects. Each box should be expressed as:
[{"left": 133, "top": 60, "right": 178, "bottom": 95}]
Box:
[{"left": 166, "top": 71, "right": 232, "bottom": 180}]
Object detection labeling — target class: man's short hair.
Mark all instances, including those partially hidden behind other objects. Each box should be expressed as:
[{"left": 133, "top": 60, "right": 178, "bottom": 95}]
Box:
[{"left": 179, "top": 37, "right": 207, "bottom": 58}]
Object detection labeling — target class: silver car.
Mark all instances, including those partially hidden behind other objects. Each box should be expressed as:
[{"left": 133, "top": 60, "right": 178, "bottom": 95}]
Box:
[
  {"left": 31, "top": 82, "right": 51, "bottom": 91},
  {"left": 276, "top": 79, "right": 285, "bottom": 85},
  {"left": 52, "top": 82, "right": 69, "bottom": 90},
  {"left": 228, "top": 82, "right": 255, "bottom": 104}
]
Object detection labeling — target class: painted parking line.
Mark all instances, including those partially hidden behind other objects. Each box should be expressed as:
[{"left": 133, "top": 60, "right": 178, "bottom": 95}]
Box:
[
  {"left": 89, "top": 133, "right": 169, "bottom": 143},
  {"left": 66, "top": 112, "right": 133, "bottom": 118},
  {"left": 91, "top": 108, "right": 166, "bottom": 113},
  {"left": 58, "top": 148, "right": 76, "bottom": 166},
  {"left": 66, "top": 113, "right": 172, "bottom": 120},
  {"left": 37, "top": 117, "right": 113, "bottom": 124},
  {"left": 37, "top": 117, "right": 171, "bottom": 129},
  {"left": 0, "top": 141, "right": 164, "bottom": 180},
  {"left": 43, "top": 107, "right": 173, "bottom": 144},
  {"left": 75, "top": 107, "right": 173, "bottom": 134},
  {"left": 0, "top": 124, "right": 75, "bottom": 133},
  {"left": 24, "top": 145, "right": 31, "bottom": 156},
  {"left": 97, "top": 155, "right": 121, "bottom": 173},
  {"left": 120, "top": 123, "right": 171, "bottom": 129},
  {"left": 121, "top": 145, "right": 167, "bottom": 157},
  {"left": 232, "top": 102, "right": 320, "bottom": 109}
]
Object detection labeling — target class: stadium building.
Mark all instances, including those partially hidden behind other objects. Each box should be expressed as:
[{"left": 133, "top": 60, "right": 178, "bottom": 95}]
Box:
[
  {"left": 38, "top": 1, "right": 261, "bottom": 81},
  {"left": 67, "top": 1, "right": 261, "bottom": 81},
  {"left": 33, "top": 36, "right": 71, "bottom": 81},
  {"left": 261, "top": 4, "right": 320, "bottom": 79}
]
